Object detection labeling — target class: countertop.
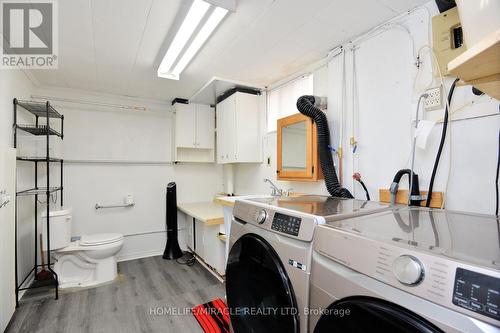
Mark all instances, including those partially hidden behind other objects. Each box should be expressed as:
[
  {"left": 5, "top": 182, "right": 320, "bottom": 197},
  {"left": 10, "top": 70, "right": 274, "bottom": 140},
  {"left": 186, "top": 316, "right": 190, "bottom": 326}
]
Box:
[
  {"left": 213, "top": 194, "right": 308, "bottom": 207},
  {"left": 177, "top": 202, "right": 224, "bottom": 225}
]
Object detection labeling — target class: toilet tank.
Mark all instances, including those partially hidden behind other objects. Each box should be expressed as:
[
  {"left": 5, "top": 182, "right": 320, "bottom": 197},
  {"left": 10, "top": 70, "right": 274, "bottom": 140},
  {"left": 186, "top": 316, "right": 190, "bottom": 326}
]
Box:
[{"left": 41, "top": 208, "right": 72, "bottom": 251}]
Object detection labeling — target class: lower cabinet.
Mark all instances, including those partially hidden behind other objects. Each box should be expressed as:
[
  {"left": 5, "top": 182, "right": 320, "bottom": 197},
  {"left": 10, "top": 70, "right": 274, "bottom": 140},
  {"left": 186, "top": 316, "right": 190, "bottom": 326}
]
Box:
[{"left": 186, "top": 217, "right": 225, "bottom": 275}]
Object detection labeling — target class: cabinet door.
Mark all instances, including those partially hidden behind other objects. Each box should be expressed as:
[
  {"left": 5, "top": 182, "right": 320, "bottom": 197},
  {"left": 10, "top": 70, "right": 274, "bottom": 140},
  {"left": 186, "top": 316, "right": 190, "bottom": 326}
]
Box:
[
  {"left": 175, "top": 104, "right": 196, "bottom": 148},
  {"left": 234, "top": 92, "right": 261, "bottom": 162},
  {"left": 203, "top": 224, "right": 225, "bottom": 275},
  {"left": 194, "top": 219, "right": 205, "bottom": 258},
  {"left": 223, "top": 96, "right": 237, "bottom": 162},
  {"left": 216, "top": 102, "right": 225, "bottom": 163},
  {"left": 0, "top": 147, "right": 16, "bottom": 333},
  {"left": 183, "top": 213, "right": 194, "bottom": 251},
  {"left": 195, "top": 104, "right": 215, "bottom": 149}
]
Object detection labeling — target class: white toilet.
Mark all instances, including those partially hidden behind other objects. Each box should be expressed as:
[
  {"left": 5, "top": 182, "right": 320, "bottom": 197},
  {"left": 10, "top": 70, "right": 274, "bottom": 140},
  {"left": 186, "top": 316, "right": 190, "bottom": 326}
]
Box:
[{"left": 41, "top": 208, "right": 124, "bottom": 289}]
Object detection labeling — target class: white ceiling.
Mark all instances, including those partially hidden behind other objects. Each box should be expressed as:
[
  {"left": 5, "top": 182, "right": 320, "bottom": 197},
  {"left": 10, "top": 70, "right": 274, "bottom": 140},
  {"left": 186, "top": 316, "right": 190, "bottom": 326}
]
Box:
[{"left": 29, "top": 0, "right": 429, "bottom": 102}]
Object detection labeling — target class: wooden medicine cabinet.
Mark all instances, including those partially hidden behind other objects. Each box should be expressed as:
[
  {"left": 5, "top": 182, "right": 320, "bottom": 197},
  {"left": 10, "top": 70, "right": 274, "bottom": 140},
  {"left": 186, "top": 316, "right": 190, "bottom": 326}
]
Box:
[{"left": 277, "top": 113, "right": 322, "bottom": 181}]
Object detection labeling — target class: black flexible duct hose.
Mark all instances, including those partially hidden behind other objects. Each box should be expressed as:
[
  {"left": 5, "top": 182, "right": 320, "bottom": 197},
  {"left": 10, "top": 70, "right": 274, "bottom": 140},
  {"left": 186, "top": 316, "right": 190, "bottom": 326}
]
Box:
[
  {"left": 425, "top": 78, "right": 459, "bottom": 207},
  {"left": 296, "top": 96, "right": 353, "bottom": 198}
]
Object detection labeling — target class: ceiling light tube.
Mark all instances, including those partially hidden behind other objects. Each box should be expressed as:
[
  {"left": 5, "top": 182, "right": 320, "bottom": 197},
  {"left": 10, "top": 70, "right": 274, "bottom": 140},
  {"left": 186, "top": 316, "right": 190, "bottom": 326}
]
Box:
[
  {"left": 157, "top": 0, "right": 210, "bottom": 79},
  {"left": 171, "top": 7, "right": 228, "bottom": 77}
]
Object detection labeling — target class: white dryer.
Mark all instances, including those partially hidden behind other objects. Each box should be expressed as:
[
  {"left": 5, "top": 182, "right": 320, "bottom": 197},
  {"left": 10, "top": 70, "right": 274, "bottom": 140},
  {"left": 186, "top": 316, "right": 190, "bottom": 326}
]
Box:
[
  {"left": 309, "top": 207, "right": 500, "bottom": 332},
  {"left": 225, "top": 195, "right": 390, "bottom": 333}
]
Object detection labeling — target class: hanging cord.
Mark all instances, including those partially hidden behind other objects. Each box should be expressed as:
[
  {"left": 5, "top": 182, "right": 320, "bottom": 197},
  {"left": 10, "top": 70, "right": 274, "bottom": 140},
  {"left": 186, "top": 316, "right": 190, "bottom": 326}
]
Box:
[
  {"left": 176, "top": 251, "right": 196, "bottom": 266},
  {"left": 409, "top": 93, "right": 429, "bottom": 204},
  {"left": 351, "top": 46, "right": 359, "bottom": 194},
  {"left": 425, "top": 78, "right": 460, "bottom": 208},
  {"left": 339, "top": 48, "right": 347, "bottom": 186},
  {"left": 353, "top": 173, "right": 370, "bottom": 201},
  {"left": 496, "top": 105, "right": 500, "bottom": 217}
]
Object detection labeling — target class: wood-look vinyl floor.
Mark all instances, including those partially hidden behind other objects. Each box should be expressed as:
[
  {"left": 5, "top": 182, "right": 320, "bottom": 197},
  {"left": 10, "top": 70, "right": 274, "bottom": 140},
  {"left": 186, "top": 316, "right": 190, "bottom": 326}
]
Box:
[{"left": 6, "top": 256, "right": 225, "bottom": 333}]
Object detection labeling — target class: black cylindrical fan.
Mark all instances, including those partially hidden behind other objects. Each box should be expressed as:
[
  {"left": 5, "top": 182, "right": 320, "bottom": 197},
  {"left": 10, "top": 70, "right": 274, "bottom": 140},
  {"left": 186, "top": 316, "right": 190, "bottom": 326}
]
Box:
[{"left": 163, "top": 182, "right": 183, "bottom": 260}]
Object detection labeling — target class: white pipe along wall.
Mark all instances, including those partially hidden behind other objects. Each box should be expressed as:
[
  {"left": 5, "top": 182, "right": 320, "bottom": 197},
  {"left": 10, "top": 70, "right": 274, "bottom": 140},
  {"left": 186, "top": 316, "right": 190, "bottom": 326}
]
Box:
[{"left": 235, "top": 1, "right": 500, "bottom": 216}]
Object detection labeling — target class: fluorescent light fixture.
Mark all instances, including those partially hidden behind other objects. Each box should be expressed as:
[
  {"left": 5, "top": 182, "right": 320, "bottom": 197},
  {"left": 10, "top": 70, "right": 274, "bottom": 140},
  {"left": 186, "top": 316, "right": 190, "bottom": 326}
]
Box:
[
  {"left": 157, "top": 0, "right": 210, "bottom": 79},
  {"left": 157, "top": 0, "right": 230, "bottom": 80},
  {"left": 171, "top": 7, "right": 228, "bottom": 77}
]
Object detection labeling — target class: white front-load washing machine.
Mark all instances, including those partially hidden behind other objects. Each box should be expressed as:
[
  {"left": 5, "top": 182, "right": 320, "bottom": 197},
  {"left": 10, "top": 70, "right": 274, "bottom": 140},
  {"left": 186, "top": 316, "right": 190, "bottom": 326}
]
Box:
[
  {"left": 225, "top": 195, "right": 390, "bottom": 333},
  {"left": 309, "top": 207, "right": 500, "bottom": 332}
]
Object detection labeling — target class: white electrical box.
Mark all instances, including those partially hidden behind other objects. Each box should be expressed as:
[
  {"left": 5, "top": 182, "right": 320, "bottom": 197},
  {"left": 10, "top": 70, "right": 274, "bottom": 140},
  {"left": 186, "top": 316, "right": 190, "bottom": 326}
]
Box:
[{"left": 424, "top": 86, "right": 444, "bottom": 111}]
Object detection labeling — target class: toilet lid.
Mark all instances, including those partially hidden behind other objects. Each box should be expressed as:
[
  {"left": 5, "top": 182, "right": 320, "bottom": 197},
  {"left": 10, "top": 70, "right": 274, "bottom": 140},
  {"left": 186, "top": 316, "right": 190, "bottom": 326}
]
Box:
[{"left": 80, "top": 233, "right": 123, "bottom": 246}]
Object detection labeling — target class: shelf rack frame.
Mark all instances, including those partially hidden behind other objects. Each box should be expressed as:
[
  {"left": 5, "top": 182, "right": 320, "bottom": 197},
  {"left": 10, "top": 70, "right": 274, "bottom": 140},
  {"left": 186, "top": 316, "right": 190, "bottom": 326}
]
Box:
[{"left": 13, "top": 98, "right": 64, "bottom": 306}]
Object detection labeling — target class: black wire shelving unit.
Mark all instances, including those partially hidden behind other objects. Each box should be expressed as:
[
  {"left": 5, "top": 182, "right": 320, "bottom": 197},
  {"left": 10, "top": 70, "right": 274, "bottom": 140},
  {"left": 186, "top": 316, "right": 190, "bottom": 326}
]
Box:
[{"left": 13, "top": 98, "right": 64, "bottom": 306}]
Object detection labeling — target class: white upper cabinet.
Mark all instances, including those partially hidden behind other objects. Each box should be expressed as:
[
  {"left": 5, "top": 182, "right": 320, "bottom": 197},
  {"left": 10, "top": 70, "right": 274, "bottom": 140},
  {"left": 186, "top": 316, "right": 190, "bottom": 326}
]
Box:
[
  {"left": 195, "top": 104, "right": 215, "bottom": 149},
  {"left": 175, "top": 103, "right": 197, "bottom": 148},
  {"left": 216, "top": 91, "right": 261, "bottom": 164},
  {"left": 173, "top": 103, "right": 215, "bottom": 163}
]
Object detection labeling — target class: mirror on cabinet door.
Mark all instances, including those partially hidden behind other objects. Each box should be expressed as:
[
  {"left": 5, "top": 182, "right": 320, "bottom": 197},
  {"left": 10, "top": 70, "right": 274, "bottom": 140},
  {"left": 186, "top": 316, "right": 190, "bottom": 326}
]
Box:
[{"left": 277, "top": 113, "right": 322, "bottom": 181}]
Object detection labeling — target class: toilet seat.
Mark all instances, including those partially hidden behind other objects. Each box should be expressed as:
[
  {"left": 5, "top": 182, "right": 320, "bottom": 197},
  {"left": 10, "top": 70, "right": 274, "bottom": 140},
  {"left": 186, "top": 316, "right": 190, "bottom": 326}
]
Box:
[
  {"left": 56, "top": 233, "right": 124, "bottom": 253},
  {"left": 80, "top": 233, "right": 123, "bottom": 246}
]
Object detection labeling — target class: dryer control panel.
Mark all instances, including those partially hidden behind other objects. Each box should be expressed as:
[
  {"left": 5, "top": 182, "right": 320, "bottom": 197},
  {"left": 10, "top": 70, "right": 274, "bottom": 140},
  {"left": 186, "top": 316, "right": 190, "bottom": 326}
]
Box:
[
  {"left": 233, "top": 199, "right": 318, "bottom": 242},
  {"left": 453, "top": 268, "right": 500, "bottom": 321},
  {"left": 271, "top": 213, "right": 301, "bottom": 236}
]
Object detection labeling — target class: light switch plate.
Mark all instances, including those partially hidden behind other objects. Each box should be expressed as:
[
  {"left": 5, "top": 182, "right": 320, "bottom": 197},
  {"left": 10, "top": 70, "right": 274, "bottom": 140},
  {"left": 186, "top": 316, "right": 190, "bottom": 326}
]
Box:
[{"left": 424, "top": 86, "right": 443, "bottom": 111}]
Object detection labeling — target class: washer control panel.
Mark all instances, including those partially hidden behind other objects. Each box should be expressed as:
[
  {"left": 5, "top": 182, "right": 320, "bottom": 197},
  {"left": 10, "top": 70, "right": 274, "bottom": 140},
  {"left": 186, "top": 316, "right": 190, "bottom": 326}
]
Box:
[
  {"left": 393, "top": 255, "right": 424, "bottom": 286},
  {"left": 313, "top": 225, "right": 500, "bottom": 327},
  {"left": 271, "top": 212, "right": 301, "bottom": 236},
  {"left": 453, "top": 268, "right": 500, "bottom": 321}
]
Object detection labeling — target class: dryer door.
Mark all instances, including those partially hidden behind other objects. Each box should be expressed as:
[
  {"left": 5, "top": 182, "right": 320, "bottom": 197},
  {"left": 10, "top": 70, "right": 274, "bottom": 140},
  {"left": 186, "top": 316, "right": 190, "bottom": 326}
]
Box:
[
  {"left": 313, "top": 296, "right": 444, "bottom": 333},
  {"left": 226, "top": 233, "right": 299, "bottom": 333}
]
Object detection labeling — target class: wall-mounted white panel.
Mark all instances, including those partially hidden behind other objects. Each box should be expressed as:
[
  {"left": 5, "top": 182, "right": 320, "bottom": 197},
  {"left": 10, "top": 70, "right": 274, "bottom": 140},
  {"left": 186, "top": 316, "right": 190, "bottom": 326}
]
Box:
[{"left": 62, "top": 107, "right": 172, "bottom": 162}]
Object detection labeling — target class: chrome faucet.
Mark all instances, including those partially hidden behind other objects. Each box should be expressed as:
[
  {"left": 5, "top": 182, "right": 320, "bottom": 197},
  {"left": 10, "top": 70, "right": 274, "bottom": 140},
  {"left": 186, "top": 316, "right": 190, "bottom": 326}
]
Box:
[{"left": 264, "top": 178, "right": 283, "bottom": 196}]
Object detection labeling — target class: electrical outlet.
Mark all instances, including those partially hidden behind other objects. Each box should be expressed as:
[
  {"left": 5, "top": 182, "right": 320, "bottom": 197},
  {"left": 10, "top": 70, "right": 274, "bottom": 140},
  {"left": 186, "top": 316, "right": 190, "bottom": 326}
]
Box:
[{"left": 424, "top": 86, "right": 443, "bottom": 111}]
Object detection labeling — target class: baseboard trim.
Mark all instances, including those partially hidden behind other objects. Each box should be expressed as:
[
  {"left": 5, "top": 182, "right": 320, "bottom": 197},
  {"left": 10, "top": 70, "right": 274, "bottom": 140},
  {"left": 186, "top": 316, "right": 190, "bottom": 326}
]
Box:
[
  {"left": 117, "top": 249, "right": 164, "bottom": 262},
  {"left": 194, "top": 256, "right": 225, "bottom": 283}
]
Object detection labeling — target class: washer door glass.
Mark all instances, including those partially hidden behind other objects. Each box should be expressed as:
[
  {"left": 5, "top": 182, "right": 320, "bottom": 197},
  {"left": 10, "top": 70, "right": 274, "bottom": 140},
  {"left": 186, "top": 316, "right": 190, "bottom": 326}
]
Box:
[
  {"left": 226, "top": 233, "right": 299, "bottom": 333},
  {"left": 314, "top": 296, "right": 444, "bottom": 333}
]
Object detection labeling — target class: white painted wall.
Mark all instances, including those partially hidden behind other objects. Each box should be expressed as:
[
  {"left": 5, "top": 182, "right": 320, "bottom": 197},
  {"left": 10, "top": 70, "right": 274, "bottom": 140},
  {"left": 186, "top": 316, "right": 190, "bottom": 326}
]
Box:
[
  {"left": 32, "top": 87, "right": 224, "bottom": 261},
  {"left": 0, "top": 71, "right": 35, "bottom": 147},
  {"left": 0, "top": 70, "right": 39, "bottom": 292},
  {"left": 235, "top": 2, "right": 500, "bottom": 216}
]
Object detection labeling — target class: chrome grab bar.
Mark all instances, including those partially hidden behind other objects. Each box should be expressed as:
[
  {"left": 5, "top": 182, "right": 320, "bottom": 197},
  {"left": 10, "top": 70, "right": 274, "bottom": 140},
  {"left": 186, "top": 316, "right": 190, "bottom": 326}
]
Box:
[{"left": 95, "top": 203, "right": 134, "bottom": 210}]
